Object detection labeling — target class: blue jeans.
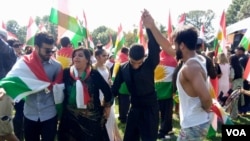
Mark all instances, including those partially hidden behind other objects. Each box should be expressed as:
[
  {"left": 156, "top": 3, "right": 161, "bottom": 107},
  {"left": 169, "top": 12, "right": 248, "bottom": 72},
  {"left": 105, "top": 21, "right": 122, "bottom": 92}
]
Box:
[{"left": 177, "top": 121, "right": 210, "bottom": 141}]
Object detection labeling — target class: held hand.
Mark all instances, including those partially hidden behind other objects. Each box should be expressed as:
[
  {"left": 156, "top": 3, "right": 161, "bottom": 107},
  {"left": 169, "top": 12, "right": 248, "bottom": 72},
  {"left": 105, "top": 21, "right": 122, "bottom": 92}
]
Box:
[{"left": 141, "top": 9, "right": 155, "bottom": 29}]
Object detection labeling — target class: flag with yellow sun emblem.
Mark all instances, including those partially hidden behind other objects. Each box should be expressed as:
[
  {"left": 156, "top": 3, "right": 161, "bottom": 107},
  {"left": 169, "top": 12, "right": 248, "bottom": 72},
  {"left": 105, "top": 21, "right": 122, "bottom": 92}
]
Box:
[
  {"left": 154, "top": 51, "right": 177, "bottom": 100},
  {"left": 56, "top": 47, "right": 73, "bottom": 69}
]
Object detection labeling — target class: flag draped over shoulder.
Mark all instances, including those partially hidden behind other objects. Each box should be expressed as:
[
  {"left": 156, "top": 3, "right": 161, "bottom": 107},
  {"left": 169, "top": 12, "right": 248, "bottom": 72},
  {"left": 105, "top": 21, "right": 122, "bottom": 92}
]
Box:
[
  {"left": 239, "top": 29, "right": 250, "bottom": 51},
  {"left": 0, "top": 51, "right": 63, "bottom": 103},
  {"left": 49, "top": 0, "right": 86, "bottom": 48},
  {"left": 154, "top": 51, "right": 177, "bottom": 99}
]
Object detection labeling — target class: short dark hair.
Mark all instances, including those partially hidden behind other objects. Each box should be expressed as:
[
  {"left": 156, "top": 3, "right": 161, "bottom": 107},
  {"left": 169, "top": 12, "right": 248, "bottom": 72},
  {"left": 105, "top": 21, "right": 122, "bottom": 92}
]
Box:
[
  {"left": 173, "top": 25, "right": 198, "bottom": 51},
  {"left": 121, "top": 47, "right": 129, "bottom": 54},
  {"left": 129, "top": 43, "right": 145, "bottom": 60},
  {"left": 34, "top": 32, "right": 54, "bottom": 48},
  {"left": 95, "top": 46, "right": 105, "bottom": 57},
  {"left": 60, "top": 37, "right": 71, "bottom": 47},
  {"left": 236, "top": 46, "right": 245, "bottom": 52}
]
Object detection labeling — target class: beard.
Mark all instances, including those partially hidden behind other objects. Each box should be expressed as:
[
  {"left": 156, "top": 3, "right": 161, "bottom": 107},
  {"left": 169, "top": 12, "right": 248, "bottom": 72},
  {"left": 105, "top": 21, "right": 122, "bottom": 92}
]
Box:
[
  {"left": 176, "top": 49, "right": 183, "bottom": 61},
  {"left": 38, "top": 50, "right": 50, "bottom": 62}
]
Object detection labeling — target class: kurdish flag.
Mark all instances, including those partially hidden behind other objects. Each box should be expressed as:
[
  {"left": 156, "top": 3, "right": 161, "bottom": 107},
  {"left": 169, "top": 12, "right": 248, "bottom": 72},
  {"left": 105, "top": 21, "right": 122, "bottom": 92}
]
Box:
[
  {"left": 239, "top": 29, "right": 250, "bottom": 51},
  {"left": 2, "top": 21, "right": 18, "bottom": 40},
  {"left": 135, "top": 18, "right": 147, "bottom": 51},
  {"left": 207, "top": 99, "right": 234, "bottom": 138},
  {"left": 26, "top": 16, "right": 38, "bottom": 46},
  {"left": 105, "top": 34, "right": 113, "bottom": 51},
  {"left": 114, "top": 24, "right": 125, "bottom": 57},
  {"left": 0, "top": 51, "right": 63, "bottom": 102},
  {"left": 154, "top": 51, "right": 177, "bottom": 100},
  {"left": 214, "top": 10, "right": 227, "bottom": 57},
  {"left": 49, "top": 0, "right": 86, "bottom": 48}
]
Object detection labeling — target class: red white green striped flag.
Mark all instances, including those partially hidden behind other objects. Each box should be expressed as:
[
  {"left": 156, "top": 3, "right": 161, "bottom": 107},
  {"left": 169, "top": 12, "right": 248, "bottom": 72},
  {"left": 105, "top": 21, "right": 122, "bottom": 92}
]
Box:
[
  {"left": 178, "top": 13, "right": 186, "bottom": 27},
  {"left": 82, "top": 10, "right": 94, "bottom": 50},
  {"left": 0, "top": 52, "right": 63, "bottom": 102},
  {"left": 200, "top": 23, "right": 205, "bottom": 39},
  {"left": 239, "top": 29, "right": 250, "bottom": 51},
  {"left": 38, "top": 23, "right": 47, "bottom": 32},
  {"left": 207, "top": 99, "right": 234, "bottom": 138},
  {"left": 49, "top": 0, "right": 86, "bottom": 48},
  {"left": 214, "top": 10, "right": 227, "bottom": 57},
  {"left": 105, "top": 34, "right": 113, "bottom": 51},
  {"left": 114, "top": 24, "right": 125, "bottom": 57},
  {"left": 26, "top": 17, "right": 38, "bottom": 46},
  {"left": 135, "top": 18, "right": 146, "bottom": 48},
  {"left": 2, "top": 21, "right": 18, "bottom": 40}
]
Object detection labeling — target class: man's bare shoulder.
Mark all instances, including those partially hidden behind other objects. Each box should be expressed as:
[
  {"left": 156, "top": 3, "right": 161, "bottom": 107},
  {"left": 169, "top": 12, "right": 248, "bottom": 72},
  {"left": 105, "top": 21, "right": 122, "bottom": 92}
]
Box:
[{"left": 183, "top": 60, "right": 203, "bottom": 72}]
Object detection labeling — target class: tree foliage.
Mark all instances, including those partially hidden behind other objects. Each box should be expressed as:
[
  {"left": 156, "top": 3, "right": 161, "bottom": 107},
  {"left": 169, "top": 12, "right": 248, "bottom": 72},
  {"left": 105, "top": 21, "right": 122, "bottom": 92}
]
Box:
[
  {"left": 237, "top": 0, "right": 250, "bottom": 20},
  {"left": 91, "top": 26, "right": 116, "bottom": 47},
  {"left": 226, "top": 0, "right": 247, "bottom": 26},
  {"left": 182, "top": 10, "right": 215, "bottom": 42}
]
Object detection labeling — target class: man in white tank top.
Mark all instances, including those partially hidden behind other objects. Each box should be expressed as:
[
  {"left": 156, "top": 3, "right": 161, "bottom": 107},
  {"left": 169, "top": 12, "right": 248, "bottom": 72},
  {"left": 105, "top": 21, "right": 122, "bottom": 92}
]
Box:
[
  {"left": 173, "top": 25, "right": 212, "bottom": 141},
  {"left": 141, "top": 11, "right": 212, "bottom": 140}
]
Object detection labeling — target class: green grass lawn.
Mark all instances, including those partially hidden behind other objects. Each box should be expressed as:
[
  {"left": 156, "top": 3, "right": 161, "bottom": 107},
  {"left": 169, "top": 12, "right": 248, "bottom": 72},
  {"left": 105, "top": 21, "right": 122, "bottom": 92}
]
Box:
[{"left": 114, "top": 99, "right": 250, "bottom": 141}]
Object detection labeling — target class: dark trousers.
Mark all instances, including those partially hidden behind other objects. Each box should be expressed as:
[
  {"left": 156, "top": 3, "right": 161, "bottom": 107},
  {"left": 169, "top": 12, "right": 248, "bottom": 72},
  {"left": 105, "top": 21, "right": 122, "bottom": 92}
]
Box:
[
  {"left": 158, "top": 98, "right": 173, "bottom": 136},
  {"left": 239, "top": 80, "right": 250, "bottom": 113},
  {"left": 13, "top": 100, "right": 25, "bottom": 141},
  {"left": 24, "top": 115, "right": 58, "bottom": 141},
  {"left": 118, "top": 94, "right": 130, "bottom": 122},
  {"left": 123, "top": 104, "right": 159, "bottom": 141}
]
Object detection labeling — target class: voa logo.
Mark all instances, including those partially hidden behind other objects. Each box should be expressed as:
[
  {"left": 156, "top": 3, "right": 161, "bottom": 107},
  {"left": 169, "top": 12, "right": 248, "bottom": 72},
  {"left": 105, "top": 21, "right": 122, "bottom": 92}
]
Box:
[{"left": 226, "top": 129, "right": 246, "bottom": 136}]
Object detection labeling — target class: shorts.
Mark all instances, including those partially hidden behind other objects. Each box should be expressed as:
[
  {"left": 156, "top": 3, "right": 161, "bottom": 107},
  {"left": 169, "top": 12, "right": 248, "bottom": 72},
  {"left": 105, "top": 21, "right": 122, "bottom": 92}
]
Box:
[
  {"left": 177, "top": 121, "right": 210, "bottom": 141},
  {"left": 0, "top": 94, "right": 14, "bottom": 136}
]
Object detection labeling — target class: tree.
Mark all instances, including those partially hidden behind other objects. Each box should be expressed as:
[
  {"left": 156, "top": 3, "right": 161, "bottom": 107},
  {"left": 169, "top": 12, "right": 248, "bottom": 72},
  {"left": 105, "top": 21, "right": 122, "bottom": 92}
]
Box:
[
  {"left": 184, "top": 10, "right": 216, "bottom": 42},
  {"left": 16, "top": 26, "right": 27, "bottom": 43},
  {"left": 124, "top": 31, "right": 136, "bottom": 47},
  {"left": 6, "top": 20, "right": 19, "bottom": 36},
  {"left": 159, "top": 24, "right": 166, "bottom": 34},
  {"left": 226, "top": 0, "right": 246, "bottom": 26},
  {"left": 237, "top": 0, "right": 250, "bottom": 20},
  {"left": 91, "top": 26, "right": 116, "bottom": 46}
]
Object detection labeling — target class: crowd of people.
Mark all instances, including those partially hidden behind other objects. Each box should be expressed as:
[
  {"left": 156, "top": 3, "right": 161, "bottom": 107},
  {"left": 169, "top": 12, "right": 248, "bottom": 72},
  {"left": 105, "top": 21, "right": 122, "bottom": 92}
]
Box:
[{"left": 0, "top": 9, "right": 250, "bottom": 141}]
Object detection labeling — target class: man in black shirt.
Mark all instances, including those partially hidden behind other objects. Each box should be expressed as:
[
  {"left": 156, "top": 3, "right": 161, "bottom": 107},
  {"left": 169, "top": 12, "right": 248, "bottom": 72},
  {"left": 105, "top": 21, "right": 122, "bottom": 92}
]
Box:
[
  {"left": 235, "top": 46, "right": 250, "bottom": 115},
  {"left": 112, "top": 10, "right": 160, "bottom": 141}
]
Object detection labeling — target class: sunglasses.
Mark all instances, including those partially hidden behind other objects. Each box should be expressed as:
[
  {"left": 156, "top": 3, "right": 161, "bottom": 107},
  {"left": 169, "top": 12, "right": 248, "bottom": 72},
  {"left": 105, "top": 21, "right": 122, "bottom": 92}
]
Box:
[
  {"left": 44, "top": 48, "right": 55, "bottom": 54},
  {"left": 13, "top": 44, "right": 21, "bottom": 48}
]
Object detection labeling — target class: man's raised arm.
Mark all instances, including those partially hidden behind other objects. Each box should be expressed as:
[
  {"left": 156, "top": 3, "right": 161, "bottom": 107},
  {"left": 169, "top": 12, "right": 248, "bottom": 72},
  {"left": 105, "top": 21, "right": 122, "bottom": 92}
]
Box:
[{"left": 141, "top": 9, "right": 176, "bottom": 57}]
